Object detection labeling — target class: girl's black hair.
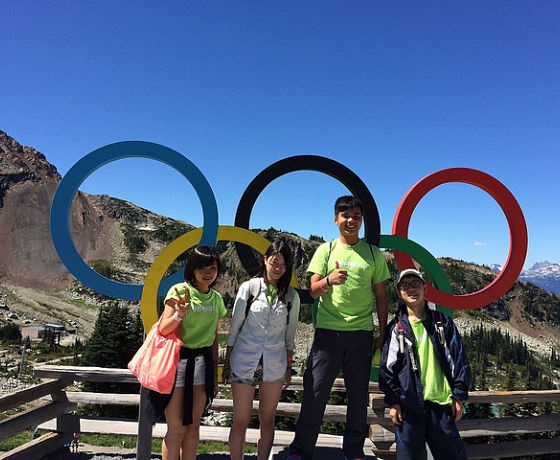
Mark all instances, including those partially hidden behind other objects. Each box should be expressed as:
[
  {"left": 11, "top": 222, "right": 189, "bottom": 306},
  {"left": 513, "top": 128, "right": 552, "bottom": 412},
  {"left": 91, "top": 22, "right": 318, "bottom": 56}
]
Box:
[
  {"left": 258, "top": 239, "right": 294, "bottom": 302},
  {"left": 334, "top": 195, "right": 363, "bottom": 214},
  {"left": 183, "top": 245, "right": 222, "bottom": 288}
]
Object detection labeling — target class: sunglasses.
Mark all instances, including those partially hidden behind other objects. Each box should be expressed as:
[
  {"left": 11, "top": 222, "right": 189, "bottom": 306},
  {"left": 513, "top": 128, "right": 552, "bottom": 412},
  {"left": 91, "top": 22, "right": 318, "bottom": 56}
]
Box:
[{"left": 399, "top": 280, "right": 423, "bottom": 290}]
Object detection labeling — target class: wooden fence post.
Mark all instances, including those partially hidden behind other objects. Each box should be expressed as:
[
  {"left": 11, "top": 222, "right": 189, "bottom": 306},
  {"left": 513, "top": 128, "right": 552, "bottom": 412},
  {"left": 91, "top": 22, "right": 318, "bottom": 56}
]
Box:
[{"left": 136, "top": 386, "right": 153, "bottom": 460}]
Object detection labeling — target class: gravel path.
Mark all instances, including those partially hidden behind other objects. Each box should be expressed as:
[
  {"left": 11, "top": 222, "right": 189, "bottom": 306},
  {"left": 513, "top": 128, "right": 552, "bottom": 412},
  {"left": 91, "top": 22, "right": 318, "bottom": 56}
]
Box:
[{"left": 39, "top": 446, "right": 252, "bottom": 459}]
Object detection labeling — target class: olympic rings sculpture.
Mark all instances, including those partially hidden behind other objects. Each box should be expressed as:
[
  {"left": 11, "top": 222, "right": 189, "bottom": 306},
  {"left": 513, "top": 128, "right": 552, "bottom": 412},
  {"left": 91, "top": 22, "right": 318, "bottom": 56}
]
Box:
[{"left": 50, "top": 141, "right": 528, "bottom": 330}]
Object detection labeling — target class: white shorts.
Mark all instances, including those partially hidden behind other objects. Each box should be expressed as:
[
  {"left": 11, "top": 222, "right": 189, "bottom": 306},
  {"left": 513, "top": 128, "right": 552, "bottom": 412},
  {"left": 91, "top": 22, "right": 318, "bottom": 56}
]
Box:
[{"left": 174, "top": 356, "right": 206, "bottom": 387}]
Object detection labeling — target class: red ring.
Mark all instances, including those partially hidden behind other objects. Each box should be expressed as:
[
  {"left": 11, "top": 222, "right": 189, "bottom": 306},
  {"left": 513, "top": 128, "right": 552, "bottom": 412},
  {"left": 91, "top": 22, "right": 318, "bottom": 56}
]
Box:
[{"left": 392, "top": 168, "right": 527, "bottom": 310}]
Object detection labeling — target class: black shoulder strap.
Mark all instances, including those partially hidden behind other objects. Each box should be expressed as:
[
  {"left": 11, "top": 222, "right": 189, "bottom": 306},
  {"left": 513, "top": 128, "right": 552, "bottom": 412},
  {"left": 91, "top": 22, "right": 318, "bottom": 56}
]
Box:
[
  {"left": 369, "top": 243, "right": 375, "bottom": 261},
  {"left": 431, "top": 308, "right": 446, "bottom": 347},
  {"left": 244, "top": 278, "right": 262, "bottom": 319},
  {"left": 366, "top": 243, "right": 377, "bottom": 287},
  {"left": 285, "top": 286, "right": 294, "bottom": 325},
  {"left": 244, "top": 279, "right": 294, "bottom": 326},
  {"left": 324, "top": 240, "right": 333, "bottom": 276}
]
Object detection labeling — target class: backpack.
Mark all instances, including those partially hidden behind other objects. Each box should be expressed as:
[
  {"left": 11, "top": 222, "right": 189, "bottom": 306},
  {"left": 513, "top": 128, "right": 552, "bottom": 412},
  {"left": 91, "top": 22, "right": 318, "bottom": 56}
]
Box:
[
  {"left": 242, "top": 277, "right": 294, "bottom": 327},
  {"left": 396, "top": 305, "right": 446, "bottom": 373}
]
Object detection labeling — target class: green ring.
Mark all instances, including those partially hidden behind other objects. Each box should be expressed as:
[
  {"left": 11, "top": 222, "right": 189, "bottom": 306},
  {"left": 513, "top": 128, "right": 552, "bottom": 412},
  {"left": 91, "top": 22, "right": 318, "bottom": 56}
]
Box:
[{"left": 379, "top": 234, "right": 453, "bottom": 316}]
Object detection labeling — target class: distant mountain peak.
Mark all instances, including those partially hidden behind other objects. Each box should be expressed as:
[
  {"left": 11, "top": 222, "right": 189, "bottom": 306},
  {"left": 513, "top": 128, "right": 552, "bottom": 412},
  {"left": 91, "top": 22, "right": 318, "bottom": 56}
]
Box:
[
  {"left": 489, "top": 264, "right": 502, "bottom": 273},
  {"left": 519, "top": 260, "right": 560, "bottom": 295},
  {"left": 530, "top": 261, "right": 558, "bottom": 271}
]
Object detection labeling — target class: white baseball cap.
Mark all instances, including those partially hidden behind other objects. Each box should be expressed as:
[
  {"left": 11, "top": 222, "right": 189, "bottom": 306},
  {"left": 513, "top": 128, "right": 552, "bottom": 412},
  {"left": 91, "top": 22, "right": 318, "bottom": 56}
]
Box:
[{"left": 396, "top": 268, "right": 425, "bottom": 285}]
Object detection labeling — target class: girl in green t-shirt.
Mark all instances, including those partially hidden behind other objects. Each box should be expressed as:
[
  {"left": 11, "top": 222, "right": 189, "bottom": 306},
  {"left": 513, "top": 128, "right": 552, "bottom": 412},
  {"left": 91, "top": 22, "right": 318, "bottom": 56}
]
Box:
[{"left": 158, "top": 245, "right": 227, "bottom": 460}]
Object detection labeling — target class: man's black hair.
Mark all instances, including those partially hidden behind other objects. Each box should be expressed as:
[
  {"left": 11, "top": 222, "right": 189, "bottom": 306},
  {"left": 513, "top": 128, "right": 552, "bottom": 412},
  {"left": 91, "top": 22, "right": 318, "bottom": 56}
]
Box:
[{"left": 334, "top": 195, "right": 363, "bottom": 214}]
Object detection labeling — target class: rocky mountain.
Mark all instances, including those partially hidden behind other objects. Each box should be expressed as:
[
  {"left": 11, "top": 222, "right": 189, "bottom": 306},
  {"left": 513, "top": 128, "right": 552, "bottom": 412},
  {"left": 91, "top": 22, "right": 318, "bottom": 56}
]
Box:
[
  {"left": 0, "top": 130, "right": 317, "bottom": 313},
  {"left": 518, "top": 261, "right": 560, "bottom": 295},
  {"left": 0, "top": 130, "right": 172, "bottom": 292},
  {"left": 0, "top": 131, "right": 65, "bottom": 290}
]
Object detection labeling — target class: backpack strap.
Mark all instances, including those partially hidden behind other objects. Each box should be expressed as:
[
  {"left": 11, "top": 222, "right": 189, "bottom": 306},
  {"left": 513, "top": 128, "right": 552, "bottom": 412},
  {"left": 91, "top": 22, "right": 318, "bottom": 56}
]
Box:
[
  {"left": 396, "top": 320, "right": 406, "bottom": 353},
  {"left": 244, "top": 278, "right": 262, "bottom": 319},
  {"left": 238, "top": 278, "right": 262, "bottom": 334},
  {"left": 285, "top": 285, "right": 294, "bottom": 325},
  {"left": 367, "top": 243, "right": 377, "bottom": 286},
  {"left": 430, "top": 308, "right": 446, "bottom": 347},
  {"left": 312, "top": 241, "right": 334, "bottom": 327},
  {"left": 396, "top": 320, "right": 418, "bottom": 372},
  {"left": 325, "top": 240, "right": 333, "bottom": 276},
  {"left": 368, "top": 242, "right": 375, "bottom": 262},
  {"left": 243, "top": 278, "right": 293, "bottom": 326}
]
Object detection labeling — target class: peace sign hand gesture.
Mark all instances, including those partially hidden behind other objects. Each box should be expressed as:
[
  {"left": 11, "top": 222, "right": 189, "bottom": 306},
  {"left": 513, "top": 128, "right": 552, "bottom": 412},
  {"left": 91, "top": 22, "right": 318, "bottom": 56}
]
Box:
[{"left": 169, "top": 286, "right": 190, "bottom": 320}]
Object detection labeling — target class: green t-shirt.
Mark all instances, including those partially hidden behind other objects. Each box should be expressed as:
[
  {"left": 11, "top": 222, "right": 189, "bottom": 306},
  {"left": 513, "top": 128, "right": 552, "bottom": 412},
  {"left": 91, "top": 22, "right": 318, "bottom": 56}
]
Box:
[
  {"left": 266, "top": 284, "right": 277, "bottom": 305},
  {"left": 165, "top": 282, "right": 227, "bottom": 349},
  {"left": 307, "top": 238, "right": 390, "bottom": 331},
  {"left": 410, "top": 317, "right": 452, "bottom": 405}
]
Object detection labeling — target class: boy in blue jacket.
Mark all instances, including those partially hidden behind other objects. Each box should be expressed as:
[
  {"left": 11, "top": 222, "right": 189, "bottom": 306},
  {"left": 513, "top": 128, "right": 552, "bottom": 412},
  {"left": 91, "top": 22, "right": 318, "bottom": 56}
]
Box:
[{"left": 379, "top": 269, "right": 471, "bottom": 460}]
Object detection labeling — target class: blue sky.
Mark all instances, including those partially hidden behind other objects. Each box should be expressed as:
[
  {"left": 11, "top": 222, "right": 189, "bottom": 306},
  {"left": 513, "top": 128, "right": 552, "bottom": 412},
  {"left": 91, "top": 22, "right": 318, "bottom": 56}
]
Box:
[{"left": 2, "top": 1, "right": 559, "bottom": 271}]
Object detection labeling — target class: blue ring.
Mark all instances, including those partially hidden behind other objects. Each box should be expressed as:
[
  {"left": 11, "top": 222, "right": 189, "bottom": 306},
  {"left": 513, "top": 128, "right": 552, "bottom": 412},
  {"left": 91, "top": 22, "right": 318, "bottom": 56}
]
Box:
[{"left": 50, "top": 141, "right": 219, "bottom": 300}]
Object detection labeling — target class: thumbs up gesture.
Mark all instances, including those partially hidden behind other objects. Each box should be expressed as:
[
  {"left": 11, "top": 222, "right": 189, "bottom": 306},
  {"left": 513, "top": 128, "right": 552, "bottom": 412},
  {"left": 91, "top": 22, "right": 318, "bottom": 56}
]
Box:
[{"left": 329, "top": 261, "right": 348, "bottom": 285}]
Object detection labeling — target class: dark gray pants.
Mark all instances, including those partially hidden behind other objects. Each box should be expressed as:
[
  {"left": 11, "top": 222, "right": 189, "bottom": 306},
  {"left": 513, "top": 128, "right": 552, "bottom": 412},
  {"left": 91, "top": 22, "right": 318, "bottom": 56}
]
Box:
[
  {"left": 290, "top": 328, "right": 373, "bottom": 459},
  {"left": 395, "top": 401, "right": 467, "bottom": 460}
]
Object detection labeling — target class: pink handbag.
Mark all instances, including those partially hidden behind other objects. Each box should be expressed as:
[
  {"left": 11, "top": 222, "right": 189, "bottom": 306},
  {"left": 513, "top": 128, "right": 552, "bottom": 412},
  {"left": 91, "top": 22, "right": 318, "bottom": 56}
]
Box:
[{"left": 128, "top": 318, "right": 183, "bottom": 394}]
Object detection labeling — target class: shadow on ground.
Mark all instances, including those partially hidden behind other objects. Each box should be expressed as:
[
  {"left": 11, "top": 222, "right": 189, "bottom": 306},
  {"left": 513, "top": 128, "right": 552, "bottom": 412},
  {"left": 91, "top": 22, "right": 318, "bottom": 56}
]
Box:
[
  {"left": 40, "top": 446, "right": 378, "bottom": 459},
  {"left": 272, "top": 446, "right": 378, "bottom": 459},
  {"left": 40, "top": 449, "right": 156, "bottom": 460}
]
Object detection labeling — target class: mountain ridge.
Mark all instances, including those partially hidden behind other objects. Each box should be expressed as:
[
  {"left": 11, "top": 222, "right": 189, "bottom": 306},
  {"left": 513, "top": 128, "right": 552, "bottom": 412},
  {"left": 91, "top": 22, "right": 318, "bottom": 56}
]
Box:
[
  {"left": 490, "top": 261, "right": 560, "bottom": 295},
  {"left": 1, "top": 130, "right": 559, "bottom": 351}
]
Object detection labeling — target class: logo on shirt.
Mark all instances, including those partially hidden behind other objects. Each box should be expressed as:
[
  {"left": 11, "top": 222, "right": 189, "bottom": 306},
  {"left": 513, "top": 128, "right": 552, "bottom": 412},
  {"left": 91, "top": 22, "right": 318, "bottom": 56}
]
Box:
[
  {"left": 338, "top": 261, "right": 367, "bottom": 272},
  {"left": 191, "top": 305, "right": 215, "bottom": 313}
]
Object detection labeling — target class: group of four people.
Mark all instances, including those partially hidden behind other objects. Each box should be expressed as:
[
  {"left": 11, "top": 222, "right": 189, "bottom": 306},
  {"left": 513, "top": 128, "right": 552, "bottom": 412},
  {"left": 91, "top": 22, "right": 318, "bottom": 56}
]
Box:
[{"left": 153, "top": 195, "right": 471, "bottom": 460}]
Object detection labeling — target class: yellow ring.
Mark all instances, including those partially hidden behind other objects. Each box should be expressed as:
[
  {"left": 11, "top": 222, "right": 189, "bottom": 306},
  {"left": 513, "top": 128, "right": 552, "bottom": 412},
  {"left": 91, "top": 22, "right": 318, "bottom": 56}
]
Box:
[{"left": 140, "top": 225, "right": 297, "bottom": 331}]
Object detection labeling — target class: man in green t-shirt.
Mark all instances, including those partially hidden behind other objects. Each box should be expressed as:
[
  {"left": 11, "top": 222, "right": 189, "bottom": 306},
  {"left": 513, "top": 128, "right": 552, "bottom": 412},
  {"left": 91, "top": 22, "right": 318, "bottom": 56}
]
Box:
[{"left": 289, "top": 196, "right": 390, "bottom": 460}]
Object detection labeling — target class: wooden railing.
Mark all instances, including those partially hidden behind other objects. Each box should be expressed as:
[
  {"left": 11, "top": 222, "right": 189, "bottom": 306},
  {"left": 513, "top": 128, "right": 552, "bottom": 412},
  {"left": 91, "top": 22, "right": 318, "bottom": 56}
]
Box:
[{"left": 0, "top": 365, "right": 558, "bottom": 459}]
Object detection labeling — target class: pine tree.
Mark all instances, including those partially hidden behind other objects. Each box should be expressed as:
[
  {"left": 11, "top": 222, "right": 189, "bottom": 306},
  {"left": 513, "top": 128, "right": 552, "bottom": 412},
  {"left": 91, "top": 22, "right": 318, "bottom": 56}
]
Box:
[
  {"left": 80, "top": 301, "right": 143, "bottom": 417},
  {"left": 0, "top": 322, "right": 22, "bottom": 344},
  {"left": 82, "top": 301, "right": 141, "bottom": 370}
]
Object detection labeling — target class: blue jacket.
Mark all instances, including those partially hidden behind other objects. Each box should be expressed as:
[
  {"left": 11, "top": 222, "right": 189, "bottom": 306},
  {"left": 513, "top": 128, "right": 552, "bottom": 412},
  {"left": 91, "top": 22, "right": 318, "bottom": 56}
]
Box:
[{"left": 379, "top": 303, "right": 471, "bottom": 414}]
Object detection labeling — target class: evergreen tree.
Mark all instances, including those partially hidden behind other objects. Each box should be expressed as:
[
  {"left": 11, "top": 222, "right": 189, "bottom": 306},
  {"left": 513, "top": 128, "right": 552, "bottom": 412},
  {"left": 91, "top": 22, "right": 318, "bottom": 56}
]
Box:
[
  {"left": 82, "top": 301, "right": 141, "bottom": 370},
  {"left": 39, "top": 328, "right": 60, "bottom": 353},
  {"left": 72, "top": 337, "right": 83, "bottom": 366},
  {"left": 80, "top": 301, "right": 143, "bottom": 417},
  {"left": 0, "top": 322, "right": 22, "bottom": 344}
]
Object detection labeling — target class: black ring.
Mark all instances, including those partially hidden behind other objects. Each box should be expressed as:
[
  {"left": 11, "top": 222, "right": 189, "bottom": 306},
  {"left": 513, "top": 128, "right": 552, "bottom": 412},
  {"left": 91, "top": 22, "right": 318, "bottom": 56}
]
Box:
[{"left": 234, "top": 155, "right": 381, "bottom": 304}]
